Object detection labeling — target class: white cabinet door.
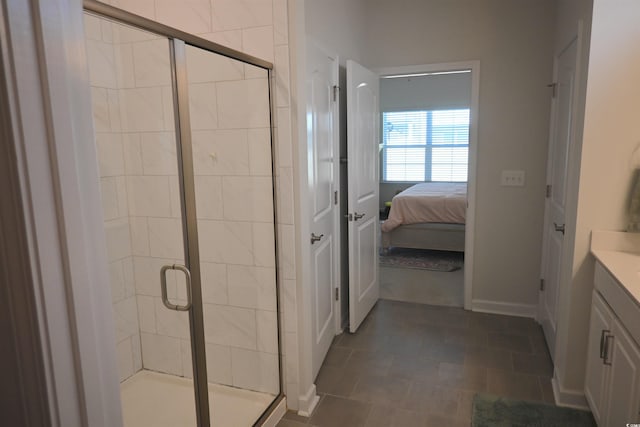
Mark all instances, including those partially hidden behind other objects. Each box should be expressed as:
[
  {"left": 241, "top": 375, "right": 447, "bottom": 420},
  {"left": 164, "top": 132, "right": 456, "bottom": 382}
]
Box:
[
  {"left": 584, "top": 291, "right": 613, "bottom": 426},
  {"left": 605, "top": 318, "right": 640, "bottom": 427}
]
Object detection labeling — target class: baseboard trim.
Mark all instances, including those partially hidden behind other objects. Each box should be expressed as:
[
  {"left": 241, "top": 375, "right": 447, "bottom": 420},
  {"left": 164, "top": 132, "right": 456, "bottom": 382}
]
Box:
[
  {"left": 471, "top": 299, "right": 537, "bottom": 318},
  {"left": 551, "top": 376, "right": 589, "bottom": 410},
  {"left": 297, "top": 384, "right": 320, "bottom": 417}
]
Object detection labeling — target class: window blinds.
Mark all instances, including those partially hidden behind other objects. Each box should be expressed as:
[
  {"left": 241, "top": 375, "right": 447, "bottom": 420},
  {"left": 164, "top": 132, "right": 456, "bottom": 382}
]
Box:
[{"left": 382, "top": 109, "right": 469, "bottom": 182}]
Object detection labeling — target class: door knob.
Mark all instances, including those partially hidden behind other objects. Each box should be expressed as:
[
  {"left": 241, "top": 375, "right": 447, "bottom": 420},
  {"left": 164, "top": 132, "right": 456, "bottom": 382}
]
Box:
[
  {"left": 311, "top": 233, "right": 324, "bottom": 244},
  {"left": 353, "top": 212, "right": 365, "bottom": 220},
  {"left": 553, "top": 222, "right": 565, "bottom": 235}
]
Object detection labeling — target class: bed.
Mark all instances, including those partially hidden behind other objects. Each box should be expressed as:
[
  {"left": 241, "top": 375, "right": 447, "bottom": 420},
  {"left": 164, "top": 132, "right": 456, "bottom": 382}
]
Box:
[{"left": 381, "top": 182, "right": 467, "bottom": 253}]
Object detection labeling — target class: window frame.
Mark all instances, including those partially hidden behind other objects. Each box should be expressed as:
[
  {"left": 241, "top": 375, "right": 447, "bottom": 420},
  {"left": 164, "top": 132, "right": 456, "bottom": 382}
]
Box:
[{"left": 381, "top": 108, "right": 470, "bottom": 183}]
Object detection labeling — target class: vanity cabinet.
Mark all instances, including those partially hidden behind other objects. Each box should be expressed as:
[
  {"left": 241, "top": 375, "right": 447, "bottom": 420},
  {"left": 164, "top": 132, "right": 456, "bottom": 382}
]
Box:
[{"left": 585, "top": 262, "right": 640, "bottom": 426}]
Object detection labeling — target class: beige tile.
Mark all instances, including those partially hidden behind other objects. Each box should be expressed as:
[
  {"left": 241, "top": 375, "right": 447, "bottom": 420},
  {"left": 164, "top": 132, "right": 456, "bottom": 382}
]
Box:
[
  {"left": 222, "top": 176, "right": 274, "bottom": 222},
  {"left": 147, "top": 217, "right": 184, "bottom": 259},
  {"left": 200, "top": 261, "right": 228, "bottom": 304},
  {"left": 212, "top": 0, "right": 273, "bottom": 31},
  {"left": 96, "top": 133, "right": 125, "bottom": 177},
  {"left": 116, "top": 337, "right": 135, "bottom": 382},
  {"left": 136, "top": 295, "right": 156, "bottom": 334},
  {"left": 197, "top": 220, "right": 254, "bottom": 265},
  {"left": 132, "top": 39, "right": 172, "bottom": 87},
  {"left": 155, "top": 0, "right": 211, "bottom": 34},
  {"left": 227, "top": 265, "right": 277, "bottom": 310},
  {"left": 216, "top": 79, "right": 270, "bottom": 129},
  {"left": 274, "top": 45, "right": 290, "bottom": 107},
  {"left": 154, "top": 297, "right": 190, "bottom": 339},
  {"left": 186, "top": 44, "right": 244, "bottom": 83},
  {"left": 111, "top": 0, "right": 155, "bottom": 19},
  {"left": 248, "top": 128, "right": 272, "bottom": 176},
  {"left": 253, "top": 222, "right": 276, "bottom": 267},
  {"left": 203, "top": 303, "right": 257, "bottom": 350},
  {"left": 191, "top": 129, "right": 250, "bottom": 176},
  {"left": 100, "top": 177, "right": 120, "bottom": 221},
  {"left": 129, "top": 217, "right": 150, "bottom": 256},
  {"left": 188, "top": 82, "right": 218, "bottom": 131},
  {"left": 113, "top": 296, "right": 140, "bottom": 342},
  {"left": 273, "top": 0, "right": 288, "bottom": 46},
  {"left": 140, "top": 332, "right": 183, "bottom": 375},
  {"left": 256, "top": 310, "right": 279, "bottom": 354},
  {"left": 127, "top": 176, "right": 172, "bottom": 217},
  {"left": 199, "top": 30, "right": 243, "bottom": 51},
  {"left": 119, "top": 87, "right": 165, "bottom": 132},
  {"left": 139, "top": 132, "right": 178, "bottom": 175},
  {"left": 230, "top": 348, "right": 279, "bottom": 394},
  {"left": 242, "top": 26, "right": 274, "bottom": 62},
  {"left": 90, "top": 87, "right": 110, "bottom": 132},
  {"left": 104, "top": 218, "right": 132, "bottom": 262},
  {"left": 122, "top": 133, "right": 143, "bottom": 175},
  {"left": 86, "top": 39, "right": 117, "bottom": 89}
]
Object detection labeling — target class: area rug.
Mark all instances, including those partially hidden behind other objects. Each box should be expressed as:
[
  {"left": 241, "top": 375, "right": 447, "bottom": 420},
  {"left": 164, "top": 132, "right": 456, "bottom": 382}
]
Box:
[
  {"left": 472, "top": 394, "right": 596, "bottom": 427},
  {"left": 379, "top": 247, "right": 463, "bottom": 272}
]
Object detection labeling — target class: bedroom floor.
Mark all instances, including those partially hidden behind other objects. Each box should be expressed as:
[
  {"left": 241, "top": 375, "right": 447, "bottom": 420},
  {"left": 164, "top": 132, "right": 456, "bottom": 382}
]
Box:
[
  {"left": 380, "top": 264, "right": 464, "bottom": 307},
  {"left": 277, "top": 299, "right": 554, "bottom": 427}
]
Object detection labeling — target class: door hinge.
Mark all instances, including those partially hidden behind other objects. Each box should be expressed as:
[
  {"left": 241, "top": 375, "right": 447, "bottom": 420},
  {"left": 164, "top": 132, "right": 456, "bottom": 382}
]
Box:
[
  {"left": 334, "top": 190, "right": 338, "bottom": 205},
  {"left": 332, "top": 85, "right": 339, "bottom": 102},
  {"left": 540, "top": 279, "right": 545, "bottom": 291},
  {"left": 335, "top": 287, "right": 339, "bottom": 301},
  {"left": 547, "top": 82, "right": 557, "bottom": 98},
  {"left": 546, "top": 185, "right": 552, "bottom": 198}
]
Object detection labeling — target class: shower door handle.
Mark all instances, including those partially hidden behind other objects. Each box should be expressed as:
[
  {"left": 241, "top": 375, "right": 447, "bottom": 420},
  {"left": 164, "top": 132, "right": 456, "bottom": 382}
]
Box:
[{"left": 160, "top": 264, "right": 192, "bottom": 311}]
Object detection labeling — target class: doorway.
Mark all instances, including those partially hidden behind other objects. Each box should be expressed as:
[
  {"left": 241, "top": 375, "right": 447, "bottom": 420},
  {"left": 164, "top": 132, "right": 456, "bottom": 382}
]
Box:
[
  {"left": 84, "top": 2, "right": 282, "bottom": 425},
  {"left": 375, "top": 62, "right": 480, "bottom": 310}
]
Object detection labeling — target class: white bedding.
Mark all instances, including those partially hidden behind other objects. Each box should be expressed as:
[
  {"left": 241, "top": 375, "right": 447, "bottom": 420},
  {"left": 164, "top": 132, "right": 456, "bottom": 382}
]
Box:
[{"left": 381, "top": 182, "right": 467, "bottom": 232}]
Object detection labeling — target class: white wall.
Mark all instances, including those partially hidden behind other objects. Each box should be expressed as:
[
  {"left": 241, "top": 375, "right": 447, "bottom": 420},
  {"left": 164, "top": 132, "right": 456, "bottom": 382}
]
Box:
[
  {"left": 364, "top": 0, "right": 556, "bottom": 308},
  {"left": 558, "top": 0, "right": 640, "bottom": 396}
]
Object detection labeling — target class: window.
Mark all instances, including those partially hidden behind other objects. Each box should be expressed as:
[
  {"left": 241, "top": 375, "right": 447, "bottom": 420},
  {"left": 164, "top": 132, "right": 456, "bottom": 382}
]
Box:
[{"left": 382, "top": 109, "right": 470, "bottom": 182}]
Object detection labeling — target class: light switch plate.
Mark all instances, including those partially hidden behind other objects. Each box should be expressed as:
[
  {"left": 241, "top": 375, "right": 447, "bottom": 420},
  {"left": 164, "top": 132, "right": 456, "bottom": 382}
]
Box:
[{"left": 501, "top": 170, "right": 526, "bottom": 187}]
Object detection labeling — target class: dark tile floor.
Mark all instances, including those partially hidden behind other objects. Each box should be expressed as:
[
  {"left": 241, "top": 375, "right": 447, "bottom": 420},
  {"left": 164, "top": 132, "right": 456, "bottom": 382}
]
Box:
[{"left": 276, "top": 299, "right": 554, "bottom": 427}]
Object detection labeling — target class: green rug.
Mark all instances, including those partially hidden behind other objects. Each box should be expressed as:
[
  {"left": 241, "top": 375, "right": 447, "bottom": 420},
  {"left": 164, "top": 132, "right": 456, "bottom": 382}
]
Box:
[{"left": 472, "top": 394, "right": 596, "bottom": 427}]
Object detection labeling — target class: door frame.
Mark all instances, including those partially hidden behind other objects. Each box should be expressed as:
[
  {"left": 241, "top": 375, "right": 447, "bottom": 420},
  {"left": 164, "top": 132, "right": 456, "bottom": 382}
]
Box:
[{"left": 375, "top": 61, "right": 480, "bottom": 310}]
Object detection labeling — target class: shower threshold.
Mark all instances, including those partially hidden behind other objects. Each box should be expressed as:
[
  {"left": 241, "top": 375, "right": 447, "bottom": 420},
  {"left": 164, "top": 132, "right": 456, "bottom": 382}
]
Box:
[{"left": 120, "top": 370, "right": 275, "bottom": 426}]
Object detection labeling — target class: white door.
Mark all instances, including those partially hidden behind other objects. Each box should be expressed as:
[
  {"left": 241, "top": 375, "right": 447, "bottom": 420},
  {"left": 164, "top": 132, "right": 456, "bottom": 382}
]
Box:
[
  {"left": 539, "top": 38, "right": 577, "bottom": 359},
  {"left": 307, "top": 42, "right": 340, "bottom": 379},
  {"left": 347, "top": 60, "right": 379, "bottom": 333}
]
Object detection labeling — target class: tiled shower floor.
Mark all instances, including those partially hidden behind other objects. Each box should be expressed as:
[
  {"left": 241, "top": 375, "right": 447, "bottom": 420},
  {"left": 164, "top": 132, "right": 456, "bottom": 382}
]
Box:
[{"left": 121, "top": 370, "right": 275, "bottom": 426}]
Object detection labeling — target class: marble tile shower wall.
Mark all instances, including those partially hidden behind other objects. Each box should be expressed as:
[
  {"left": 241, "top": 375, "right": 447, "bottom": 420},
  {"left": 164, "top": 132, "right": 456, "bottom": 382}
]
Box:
[
  {"left": 89, "top": 0, "right": 298, "bottom": 401},
  {"left": 85, "top": 14, "right": 142, "bottom": 383}
]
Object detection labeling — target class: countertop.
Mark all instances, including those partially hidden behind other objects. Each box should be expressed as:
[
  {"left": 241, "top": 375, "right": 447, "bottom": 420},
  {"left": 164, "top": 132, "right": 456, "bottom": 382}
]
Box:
[{"left": 591, "top": 230, "right": 640, "bottom": 305}]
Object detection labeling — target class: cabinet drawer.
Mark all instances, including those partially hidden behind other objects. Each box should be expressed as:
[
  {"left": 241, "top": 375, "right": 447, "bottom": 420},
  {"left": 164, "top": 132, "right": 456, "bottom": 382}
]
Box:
[{"left": 595, "top": 262, "right": 640, "bottom": 346}]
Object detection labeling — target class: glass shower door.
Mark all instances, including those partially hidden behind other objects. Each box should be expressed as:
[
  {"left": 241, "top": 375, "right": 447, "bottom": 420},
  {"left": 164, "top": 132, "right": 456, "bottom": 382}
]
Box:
[
  {"left": 84, "top": 13, "right": 203, "bottom": 427},
  {"left": 180, "top": 43, "right": 281, "bottom": 426}
]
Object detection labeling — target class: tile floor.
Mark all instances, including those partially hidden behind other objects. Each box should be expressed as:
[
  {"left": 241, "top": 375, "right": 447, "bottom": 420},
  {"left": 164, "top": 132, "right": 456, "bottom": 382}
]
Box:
[{"left": 277, "top": 299, "right": 554, "bottom": 427}]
